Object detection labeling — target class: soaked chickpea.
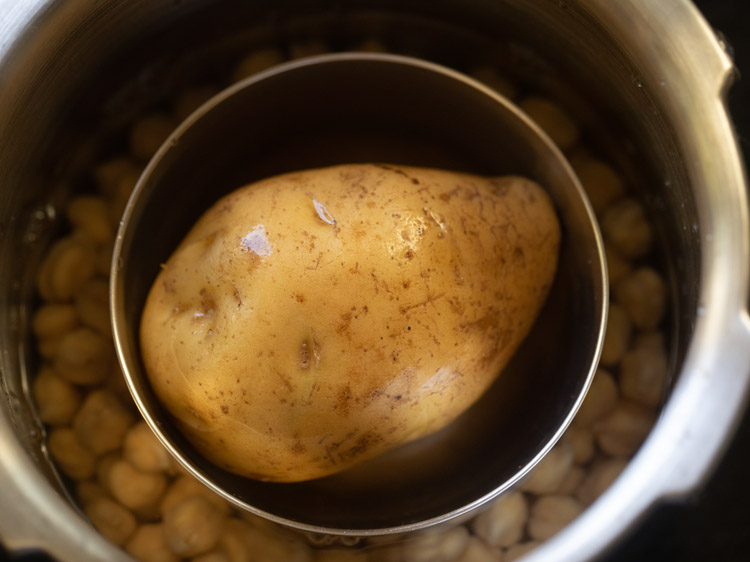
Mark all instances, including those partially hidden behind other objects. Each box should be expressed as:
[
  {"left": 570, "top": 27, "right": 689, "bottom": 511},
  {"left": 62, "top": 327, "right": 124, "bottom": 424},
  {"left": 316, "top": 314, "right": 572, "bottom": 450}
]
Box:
[
  {"left": 527, "top": 495, "right": 583, "bottom": 541},
  {"left": 130, "top": 113, "right": 179, "bottom": 163},
  {"left": 191, "top": 553, "right": 231, "bottom": 562},
  {"left": 593, "top": 400, "right": 656, "bottom": 457},
  {"left": 314, "top": 548, "right": 371, "bottom": 562},
  {"left": 36, "top": 236, "right": 97, "bottom": 302},
  {"left": 456, "top": 538, "right": 503, "bottom": 562},
  {"left": 67, "top": 196, "right": 114, "bottom": 247},
  {"left": 470, "top": 491, "right": 528, "bottom": 548},
  {"left": 518, "top": 97, "right": 579, "bottom": 152},
  {"left": 557, "top": 466, "right": 586, "bottom": 496},
  {"left": 614, "top": 267, "right": 667, "bottom": 330},
  {"left": 569, "top": 152, "right": 625, "bottom": 215},
  {"left": 163, "top": 496, "right": 226, "bottom": 557},
  {"left": 398, "top": 526, "right": 470, "bottom": 562},
  {"left": 576, "top": 457, "right": 629, "bottom": 507},
  {"left": 563, "top": 426, "right": 595, "bottom": 466},
  {"left": 172, "top": 86, "right": 221, "bottom": 122},
  {"left": 124, "top": 422, "right": 173, "bottom": 474},
  {"left": 74, "top": 279, "right": 112, "bottom": 337},
  {"left": 600, "top": 198, "right": 653, "bottom": 259},
  {"left": 160, "top": 475, "right": 231, "bottom": 518},
  {"left": 76, "top": 480, "right": 108, "bottom": 505},
  {"left": 520, "top": 442, "right": 574, "bottom": 495},
  {"left": 84, "top": 496, "right": 138, "bottom": 546},
  {"left": 48, "top": 427, "right": 96, "bottom": 480},
  {"left": 214, "top": 518, "right": 255, "bottom": 562},
  {"left": 109, "top": 459, "right": 168, "bottom": 512},
  {"left": 599, "top": 304, "right": 632, "bottom": 367},
  {"left": 504, "top": 542, "right": 541, "bottom": 562},
  {"left": 573, "top": 369, "right": 619, "bottom": 428},
  {"left": 53, "top": 328, "right": 114, "bottom": 386},
  {"left": 32, "top": 303, "right": 78, "bottom": 339},
  {"left": 33, "top": 366, "right": 81, "bottom": 426},
  {"left": 126, "top": 524, "right": 180, "bottom": 562},
  {"left": 73, "top": 389, "right": 134, "bottom": 455},
  {"left": 619, "top": 343, "right": 669, "bottom": 407}
]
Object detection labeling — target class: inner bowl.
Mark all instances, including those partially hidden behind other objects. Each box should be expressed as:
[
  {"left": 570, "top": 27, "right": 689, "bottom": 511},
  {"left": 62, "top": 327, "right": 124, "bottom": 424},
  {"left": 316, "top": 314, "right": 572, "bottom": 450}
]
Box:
[{"left": 111, "top": 52, "right": 606, "bottom": 534}]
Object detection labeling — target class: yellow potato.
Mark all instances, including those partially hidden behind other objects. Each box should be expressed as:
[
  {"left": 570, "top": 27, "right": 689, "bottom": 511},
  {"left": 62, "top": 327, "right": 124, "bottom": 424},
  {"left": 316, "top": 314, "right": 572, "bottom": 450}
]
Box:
[{"left": 140, "top": 164, "right": 560, "bottom": 482}]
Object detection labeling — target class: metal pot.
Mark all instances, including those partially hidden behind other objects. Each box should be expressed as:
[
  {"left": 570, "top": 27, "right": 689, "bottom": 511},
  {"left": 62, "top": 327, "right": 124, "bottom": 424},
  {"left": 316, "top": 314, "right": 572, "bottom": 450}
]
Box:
[{"left": 0, "top": 1, "right": 748, "bottom": 561}]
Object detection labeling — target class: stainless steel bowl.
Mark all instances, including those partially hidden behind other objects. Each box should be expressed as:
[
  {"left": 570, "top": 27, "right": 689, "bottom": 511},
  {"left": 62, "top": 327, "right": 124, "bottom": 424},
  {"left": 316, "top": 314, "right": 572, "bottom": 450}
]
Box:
[{"left": 1, "top": 1, "right": 748, "bottom": 560}]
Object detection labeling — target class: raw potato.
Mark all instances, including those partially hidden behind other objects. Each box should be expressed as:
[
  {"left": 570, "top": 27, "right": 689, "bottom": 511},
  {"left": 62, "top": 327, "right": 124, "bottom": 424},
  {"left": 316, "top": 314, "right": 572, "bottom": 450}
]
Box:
[{"left": 140, "top": 164, "right": 560, "bottom": 481}]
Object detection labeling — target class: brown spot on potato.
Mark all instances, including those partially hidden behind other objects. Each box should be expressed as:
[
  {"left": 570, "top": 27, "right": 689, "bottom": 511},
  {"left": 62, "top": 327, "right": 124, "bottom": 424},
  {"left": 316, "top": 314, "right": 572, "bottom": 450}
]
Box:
[{"left": 336, "top": 312, "right": 352, "bottom": 335}]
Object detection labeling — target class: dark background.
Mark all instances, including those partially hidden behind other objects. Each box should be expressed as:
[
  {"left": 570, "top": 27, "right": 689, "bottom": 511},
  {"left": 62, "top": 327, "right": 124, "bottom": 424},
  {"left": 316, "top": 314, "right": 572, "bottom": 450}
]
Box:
[{"left": 2, "top": 0, "right": 750, "bottom": 561}]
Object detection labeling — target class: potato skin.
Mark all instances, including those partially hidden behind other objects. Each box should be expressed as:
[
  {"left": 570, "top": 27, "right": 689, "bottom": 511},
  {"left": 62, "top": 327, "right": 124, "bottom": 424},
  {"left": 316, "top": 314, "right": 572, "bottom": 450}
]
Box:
[{"left": 140, "top": 164, "right": 560, "bottom": 482}]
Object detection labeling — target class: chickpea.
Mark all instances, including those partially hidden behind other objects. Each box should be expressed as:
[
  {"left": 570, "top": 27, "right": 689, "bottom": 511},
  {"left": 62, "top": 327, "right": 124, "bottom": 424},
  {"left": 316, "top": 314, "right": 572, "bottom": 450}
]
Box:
[
  {"left": 130, "top": 113, "right": 178, "bottom": 163},
  {"left": 105, "top": 361, "right": 135, "bottom": 404},
  {"left": 557, "top": 466, "right": 586, "bottom": 496},
  {"left": 399, "top": 526, "right": 469, "bottom": 562},
  {"left": 520, "top": 442, "right": 574, "bottom": 495},
  {"left": 603, "top": 241, "right": 633, "bottom": 285},
  {"left": 73, "top": 389, "right": 134, "bottom": 455},
  {"left": 126, "top": 524, "right": 180, "bottom": 562},
  {"left": 84, "top": 496, "right": 137, "bottom": 546},
  {"left": 619, "top": 344, "right": 669, "bottom": 407},
  {"left": 599, "top": 303, "right": 632, "bottom": 367},
  {"left": 163, "top": 495, "right": 226, "bottom": 557},
  {"left": 518, "top": 97, "right": 579, "bottom": 152},
  {"left": 172, "top": 86, "right": 221, "bottom": 122},
  {"left": 563, "top": 426, "right": 595, "bottom": 465},
  {"left": 576, "top": 457, "right": 628, "bottom": 506},
  {"left": 73, "top": 278, "right": 112, "bottom": 337},
  {"left": 215, "top": 518, "right": 254, "bottom": 562},
  {"left": 108, "top": 167, "right": 141, "bottom": 226},
  {"left": 469, "top": 66, "right": 517, "bottom": 100},
  {"left": 109, "top": 459, "right": 168, "bottom": 513},
  {"left": 48, "top": 427, "right": 96, "bottom": 480},
  {"left": 470, "top": 491, "right": 528, "bottom": 548},
  {"left": 192, "top": 553, "right": 231, "bottom": 562},
  {"left": 67, "top": 196, "right": 114, "bottom": 247},
  {"left": 53, "top": 327, "right": 114, "bottom": 385},
  {"left": 504, "top": 541, "right": 541, "bottom": 562},
  {"left": 233, "top": 48, "right": 286, "bottom": 82},
  {"left": 572, "top": 368, "right": 618, "bottom": 428},
  {"left": 314, "top": 548, "right": 371, "bottom": 561},
  {"left": 633, "top": 330, "right": 666, "bottom": 352},
  {"left": 93, "top": 156, "right": 140, "bottom": 199},
  {"left": 124, "top": 422, "right": 172, "bottom": 473},
  {"left": 242, "top": 524, "right": 313, "bottom": 562},
  {"left": 96, "top": 452, "right": 121, "bottom": 493},
  {"left": 569, "top": 153, "right": 625, "bottom": 216},
  {"left": 600, "top": 198, "right": 653, "bottom": 259},
  {"left": 37, "top": 335, "right": 64, "bottom": 359},
  {"left": 32, "top": 366, "right": 81, "bottom": 426},
  {"left": 593, "top": 400, "right": 655, "bottom": 457},
  {"left": 37, "top": 236, "right": 96, "bottom": 302},
  {"left": 613, "top": 267, "right": 667, "bottom": 330},
  {"left": 160, "top": 474, "right": 231, "bottom": 518},
  {"left": 527, "top": 495, "right": 583, "bottom": 541},
  {"left": 455, "top": 537, "right": 502, "bottom": 562},
  {"left": 95, "top": 240, "right": 115, "bottom": 277},
  {"left": 76, "top": 480, "right": 108, "bottom": 505},
  {"left": 351, "top": 38, "right": 388, "bottom": 53},
  {"left": 32, "top": 303, "right": 78, "bottom": 339}
]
